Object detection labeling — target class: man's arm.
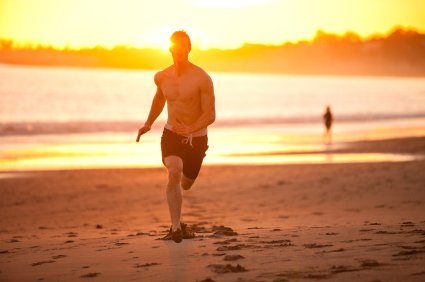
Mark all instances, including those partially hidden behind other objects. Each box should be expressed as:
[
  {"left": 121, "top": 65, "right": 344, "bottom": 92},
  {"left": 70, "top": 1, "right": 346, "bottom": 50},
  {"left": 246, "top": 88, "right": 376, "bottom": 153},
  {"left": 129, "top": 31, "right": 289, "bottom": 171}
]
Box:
[
  {"left": 175, "top": 75, "right": 215, "bottom": 135},
  {"left": 136, "top": 75, "right": 166, "bottom": 142},
  {"left": 145, "top": 88, "right": 166, "bottom": 126}
]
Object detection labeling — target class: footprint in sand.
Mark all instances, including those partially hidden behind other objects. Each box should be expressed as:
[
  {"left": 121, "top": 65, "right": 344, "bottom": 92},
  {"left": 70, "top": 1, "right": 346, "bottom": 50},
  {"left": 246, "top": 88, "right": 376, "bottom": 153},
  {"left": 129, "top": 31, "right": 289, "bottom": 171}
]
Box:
[
  {"left": 400, "top": 221, "right": 416, "bottom": 228},
  {"left": 260, "top": 239, "right": 293, "bottom": 247},
  {"left": 114, "top": 241, "right": 129, "bottom": 246},
  {"left": 134, "top": 232, "right": 150, "bottom": 236},
  {"left": 66, "top": 232, "right": 78, "bottom": 238},
  {"left": 216, "top": 245, "right": 242, "bottom": 251},
  {"left": 375, "top": 230, "right": 399, "bottom": 234},
  {"left": 210, "top": 226, "right": 238, "bottom": 237},
  {"left": 223, "top": 255, "right": 245, "bottom": 261},
  {"left": 321, "top": 248, "right": 345, "bottom": 253},
  {"left": 134, "top": 262, "right": 160, "bottom": 268},
  {"left": 359, "top": 259, "right": 380, "bottom": 268},
  {"left": 393, "top": 249, "right": 424, "bottom": 256},
  {"left": 330, "top": 265, "right": 360, "bottom": 274},
  {"left": 80, "top": 272, "right": 101, "bottom": 278},
  {"left": 276, "top": 180, "right": 290, "bottom": 186},
  {"left": 411, "top": 271, "right": 425, "bottom": 276},
  {"left": 197, "top": 278, "right": 216, "bottom": 282},
  {"left": 368, "top": 222, "right": 382, "bottom": 225},
  {"left": 207, "top": 264, "right": 248, "bottom": 274},
  {"left": 304, "top": 243, "right": 333, "bottom": 248},
  {"left": 31, "top": 260, "right": 55, "bottom": 266},
  {"left": 213, "top": 238, "right": 238, "bottom": 245}
]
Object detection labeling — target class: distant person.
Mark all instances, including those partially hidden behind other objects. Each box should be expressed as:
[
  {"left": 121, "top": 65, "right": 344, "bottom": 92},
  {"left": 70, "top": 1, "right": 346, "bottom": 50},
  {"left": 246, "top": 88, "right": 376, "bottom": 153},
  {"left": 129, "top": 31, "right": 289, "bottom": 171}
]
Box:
[
  {"left": 323, "top": 105, "right": 333, "bottom": 144},
  {"left": 136, "top": 31, "right": 216, "bottom": 243}
]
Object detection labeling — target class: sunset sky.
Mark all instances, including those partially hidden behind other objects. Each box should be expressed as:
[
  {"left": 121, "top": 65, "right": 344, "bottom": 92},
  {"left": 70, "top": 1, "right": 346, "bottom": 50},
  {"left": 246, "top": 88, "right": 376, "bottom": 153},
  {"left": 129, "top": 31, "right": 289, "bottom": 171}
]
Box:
[{"left": 0, "top": 0, "right": 424, "bottom": 49}]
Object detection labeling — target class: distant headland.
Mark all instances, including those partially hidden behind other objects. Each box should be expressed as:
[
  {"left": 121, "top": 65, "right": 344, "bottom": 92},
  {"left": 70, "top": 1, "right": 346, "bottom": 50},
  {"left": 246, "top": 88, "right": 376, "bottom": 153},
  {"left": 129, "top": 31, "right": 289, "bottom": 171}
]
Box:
[{"left": 1, "top": 27, "right": 424, "bottom": 77}]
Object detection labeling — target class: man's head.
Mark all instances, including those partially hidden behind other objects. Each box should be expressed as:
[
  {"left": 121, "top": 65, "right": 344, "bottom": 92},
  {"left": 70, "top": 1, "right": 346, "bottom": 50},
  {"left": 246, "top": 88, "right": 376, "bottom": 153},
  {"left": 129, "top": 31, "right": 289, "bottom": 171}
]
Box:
[{"left": 169, "top": 30, "right": 191, "bottom": 63}]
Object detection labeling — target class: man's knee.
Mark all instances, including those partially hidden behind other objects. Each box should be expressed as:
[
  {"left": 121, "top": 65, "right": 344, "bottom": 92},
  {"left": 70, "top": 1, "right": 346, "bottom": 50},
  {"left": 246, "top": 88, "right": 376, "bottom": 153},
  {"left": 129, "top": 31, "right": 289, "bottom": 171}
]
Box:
[
  {"left": 165, "top": 157, "right": 183, "bottom": 185},
  {"left": 168, "top": 166, "right": 182, "bottom": 182}
]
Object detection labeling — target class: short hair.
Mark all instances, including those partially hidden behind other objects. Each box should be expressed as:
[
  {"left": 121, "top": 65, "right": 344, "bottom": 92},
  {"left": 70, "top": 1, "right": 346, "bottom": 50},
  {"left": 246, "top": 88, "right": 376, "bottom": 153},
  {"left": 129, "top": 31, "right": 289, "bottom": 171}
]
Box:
[{"left": 170, "top": 30, "right": 191, "bottom": 51}]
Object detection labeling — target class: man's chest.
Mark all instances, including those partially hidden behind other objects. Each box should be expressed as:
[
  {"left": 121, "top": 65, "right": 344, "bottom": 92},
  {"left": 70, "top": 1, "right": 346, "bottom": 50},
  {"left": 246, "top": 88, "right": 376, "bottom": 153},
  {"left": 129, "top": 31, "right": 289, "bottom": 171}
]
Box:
[{"left": 161, "top": 76, "right": 200, "bottom": 102}]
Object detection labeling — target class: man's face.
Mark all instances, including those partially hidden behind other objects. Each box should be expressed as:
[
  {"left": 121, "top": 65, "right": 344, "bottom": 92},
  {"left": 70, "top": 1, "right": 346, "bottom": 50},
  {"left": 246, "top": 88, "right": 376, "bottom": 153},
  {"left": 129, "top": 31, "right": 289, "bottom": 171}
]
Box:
[{"left": 169, "top": 38, "right": 190, "bottom": 63}]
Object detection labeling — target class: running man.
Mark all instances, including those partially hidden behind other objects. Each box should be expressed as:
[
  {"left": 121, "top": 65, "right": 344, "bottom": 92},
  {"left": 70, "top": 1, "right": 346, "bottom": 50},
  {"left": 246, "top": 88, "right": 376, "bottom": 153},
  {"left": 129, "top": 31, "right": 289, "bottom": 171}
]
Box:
[
  {"left": 323, "top": 105, "right": 333, "bottom": 144},
  {"left": 136, "top": 31, "right": 216, "bottom": 243}
]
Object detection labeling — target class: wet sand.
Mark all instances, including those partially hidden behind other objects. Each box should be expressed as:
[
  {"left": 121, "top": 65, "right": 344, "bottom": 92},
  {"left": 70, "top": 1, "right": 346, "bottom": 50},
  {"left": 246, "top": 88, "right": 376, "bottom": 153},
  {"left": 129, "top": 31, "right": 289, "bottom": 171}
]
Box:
[{"left": 1, "top": 136, "right": 425, "bottom": 281}]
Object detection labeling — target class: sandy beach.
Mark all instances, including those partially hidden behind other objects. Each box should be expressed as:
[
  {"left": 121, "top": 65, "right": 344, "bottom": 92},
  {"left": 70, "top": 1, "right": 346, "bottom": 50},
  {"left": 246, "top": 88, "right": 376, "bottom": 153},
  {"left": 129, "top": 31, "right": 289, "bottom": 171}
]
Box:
[{"left": 1, "top": 136, "right": 425, "bottom": 282}]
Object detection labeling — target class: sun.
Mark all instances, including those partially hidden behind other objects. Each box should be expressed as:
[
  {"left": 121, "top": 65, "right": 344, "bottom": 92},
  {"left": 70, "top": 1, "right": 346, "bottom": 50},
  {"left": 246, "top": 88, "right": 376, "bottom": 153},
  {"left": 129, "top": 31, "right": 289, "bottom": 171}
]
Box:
[
  {"left": 133, "top": 30, "right": 171, "bottom": 52},
  {"left": 151, "top": 33, "right": 172, "bottom": 52}
]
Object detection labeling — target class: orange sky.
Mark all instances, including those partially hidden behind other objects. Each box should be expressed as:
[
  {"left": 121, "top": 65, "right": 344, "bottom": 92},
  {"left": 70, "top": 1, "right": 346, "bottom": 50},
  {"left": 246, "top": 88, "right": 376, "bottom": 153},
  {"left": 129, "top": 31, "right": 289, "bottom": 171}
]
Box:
[{"left": 0, "top": 0, "right": 424, "bottom": 49}]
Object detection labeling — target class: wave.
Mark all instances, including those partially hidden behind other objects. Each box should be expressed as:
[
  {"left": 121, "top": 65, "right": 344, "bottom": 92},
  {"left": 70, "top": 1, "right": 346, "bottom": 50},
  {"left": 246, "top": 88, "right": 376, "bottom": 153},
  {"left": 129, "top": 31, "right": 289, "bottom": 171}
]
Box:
[{"left": 2, "top": 113, "right": 425, "bottom": 136}]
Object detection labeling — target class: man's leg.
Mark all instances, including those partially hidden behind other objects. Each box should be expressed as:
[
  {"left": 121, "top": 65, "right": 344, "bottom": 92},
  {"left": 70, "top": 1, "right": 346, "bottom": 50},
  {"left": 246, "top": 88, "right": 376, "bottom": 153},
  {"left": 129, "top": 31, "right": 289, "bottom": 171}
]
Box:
[
  {"left": 181, "top": 175, "right": 196, "bottom": 190},
  {"left": 181, "top": 138, "right": 208, "bottom": 190},
  {"left": 329, "top": 128, "right": 332, "bottom": 144},
  {"left": 164, "top": 156, "right": 183, "bottom": 234}
]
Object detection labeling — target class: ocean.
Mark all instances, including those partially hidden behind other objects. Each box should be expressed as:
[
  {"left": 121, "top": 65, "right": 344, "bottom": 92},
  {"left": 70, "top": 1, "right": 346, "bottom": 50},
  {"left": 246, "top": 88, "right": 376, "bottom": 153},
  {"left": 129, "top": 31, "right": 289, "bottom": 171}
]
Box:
[{"left": 1, "top": 64, "right": 425, "bottom": 171}]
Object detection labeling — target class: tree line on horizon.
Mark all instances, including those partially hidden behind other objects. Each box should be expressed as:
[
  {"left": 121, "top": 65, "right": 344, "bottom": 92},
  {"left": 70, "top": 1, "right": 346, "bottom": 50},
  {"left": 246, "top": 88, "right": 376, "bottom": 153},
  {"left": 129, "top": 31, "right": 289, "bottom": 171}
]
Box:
[{"left": 0, "top": 27, "right": 424, "bottom": 76}]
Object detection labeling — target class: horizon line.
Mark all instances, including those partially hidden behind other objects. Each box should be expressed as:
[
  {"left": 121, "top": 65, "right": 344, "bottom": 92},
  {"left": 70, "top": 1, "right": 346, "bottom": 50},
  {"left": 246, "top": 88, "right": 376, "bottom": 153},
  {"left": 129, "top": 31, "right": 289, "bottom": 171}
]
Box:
[{"left": 1, "top": 25, "right": 423, "bottom": 52}]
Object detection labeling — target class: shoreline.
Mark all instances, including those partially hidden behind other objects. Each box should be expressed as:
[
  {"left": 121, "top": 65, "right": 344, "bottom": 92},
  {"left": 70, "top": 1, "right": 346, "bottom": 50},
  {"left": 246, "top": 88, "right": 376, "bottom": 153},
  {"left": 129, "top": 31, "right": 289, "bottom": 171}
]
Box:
[
  {"left": 1, "top": 127, "right": 425, "bottom": 172},
  {"left": 227, "top": 135, "right": 425, "bottom": 156}
]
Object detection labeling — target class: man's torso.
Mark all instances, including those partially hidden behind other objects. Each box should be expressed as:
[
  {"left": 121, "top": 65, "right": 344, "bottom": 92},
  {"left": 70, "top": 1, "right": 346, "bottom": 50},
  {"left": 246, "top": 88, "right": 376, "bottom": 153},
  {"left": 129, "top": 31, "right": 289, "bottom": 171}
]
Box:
[{"left": 156, "top": 64, "right": 208, "bottom": 128}]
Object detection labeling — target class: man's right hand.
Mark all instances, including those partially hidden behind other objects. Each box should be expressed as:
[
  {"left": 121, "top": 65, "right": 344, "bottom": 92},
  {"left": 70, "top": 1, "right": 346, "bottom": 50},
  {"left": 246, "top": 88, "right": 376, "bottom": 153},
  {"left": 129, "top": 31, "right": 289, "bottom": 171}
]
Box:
[{"left": 136, "top": 124, "right": 151, "bottom": 142}]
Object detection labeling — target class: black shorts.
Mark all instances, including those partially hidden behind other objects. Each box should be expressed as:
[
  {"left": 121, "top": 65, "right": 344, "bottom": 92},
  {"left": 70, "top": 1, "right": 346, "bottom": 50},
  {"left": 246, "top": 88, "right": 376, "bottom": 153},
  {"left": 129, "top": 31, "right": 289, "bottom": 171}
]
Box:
[{"left": 161, "top": 128, "right": 209, "bottom": 180}]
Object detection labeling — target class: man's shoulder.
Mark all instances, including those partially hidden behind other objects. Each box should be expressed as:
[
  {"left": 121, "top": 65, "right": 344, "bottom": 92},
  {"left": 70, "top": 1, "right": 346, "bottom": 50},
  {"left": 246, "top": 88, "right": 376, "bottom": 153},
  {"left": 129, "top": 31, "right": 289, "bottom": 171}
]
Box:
[
  {"left": 154, "top": 66, "right": 173, "bottom": 85},
  {"left": 190, "top": 64, "right": 212, "bottom": 82},
  {"left": 191, "top": 63, "right": 208, "bottom": 75}
]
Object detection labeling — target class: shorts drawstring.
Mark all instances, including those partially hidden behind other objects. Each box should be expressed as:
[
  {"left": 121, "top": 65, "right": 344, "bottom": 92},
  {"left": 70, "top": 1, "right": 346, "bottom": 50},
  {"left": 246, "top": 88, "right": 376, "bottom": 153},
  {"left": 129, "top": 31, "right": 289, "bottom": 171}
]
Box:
[
  {"left": 181, "top": 134, "right": 193, "bottom": 147},
  {"left": 163, "top": 123, "right": 206, "bottom": 148}
]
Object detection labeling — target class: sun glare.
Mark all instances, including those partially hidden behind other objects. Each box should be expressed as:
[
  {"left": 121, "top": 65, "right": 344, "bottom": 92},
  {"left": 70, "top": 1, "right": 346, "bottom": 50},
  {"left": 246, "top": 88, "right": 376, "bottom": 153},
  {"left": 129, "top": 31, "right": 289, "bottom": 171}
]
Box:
[
  {"left": 134, "top": 30, "right": 171, "bottom": 52},
  {"left": 157, "top": 37, "right": 171, "bottom": 52},
  {"left": 195, "top": 0, "right": 273, "bottom": 8},
  {"left": 134, "top": 29, "right": 217, "bottom": 51}
]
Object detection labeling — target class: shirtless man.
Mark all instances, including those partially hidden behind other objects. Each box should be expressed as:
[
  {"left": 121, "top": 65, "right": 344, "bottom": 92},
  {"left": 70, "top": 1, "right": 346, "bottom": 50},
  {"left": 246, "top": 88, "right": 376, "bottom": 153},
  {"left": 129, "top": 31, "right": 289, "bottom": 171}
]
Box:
[{"left": 136, "top": 31, "right": 216, "bottom": 243}]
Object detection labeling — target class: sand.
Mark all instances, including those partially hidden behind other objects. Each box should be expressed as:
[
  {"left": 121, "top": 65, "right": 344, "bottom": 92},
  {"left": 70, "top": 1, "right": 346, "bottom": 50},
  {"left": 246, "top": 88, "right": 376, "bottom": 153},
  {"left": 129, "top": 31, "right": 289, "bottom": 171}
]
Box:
[{"left": 1, "top": 136, "right": 425, "bottom": 281}]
